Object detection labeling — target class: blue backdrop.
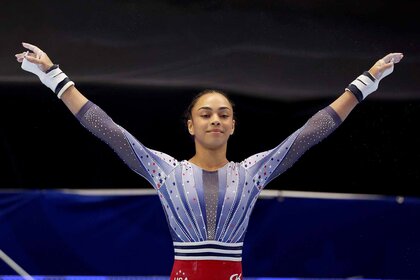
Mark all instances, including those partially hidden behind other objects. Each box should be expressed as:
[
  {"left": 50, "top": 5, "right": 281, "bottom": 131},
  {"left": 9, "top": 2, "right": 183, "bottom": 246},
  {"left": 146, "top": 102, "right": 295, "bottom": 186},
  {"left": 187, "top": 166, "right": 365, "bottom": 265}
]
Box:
[{"left": 0, "top": 190, "right": 419, "bottom": 279}]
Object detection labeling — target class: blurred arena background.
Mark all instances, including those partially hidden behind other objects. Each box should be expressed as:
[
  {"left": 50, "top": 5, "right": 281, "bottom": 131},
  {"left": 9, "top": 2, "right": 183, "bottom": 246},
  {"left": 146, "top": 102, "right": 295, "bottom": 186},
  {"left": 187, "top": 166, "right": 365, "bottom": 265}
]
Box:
[{"left": 1, "top": 1, "right": 419, "bottom": 279}]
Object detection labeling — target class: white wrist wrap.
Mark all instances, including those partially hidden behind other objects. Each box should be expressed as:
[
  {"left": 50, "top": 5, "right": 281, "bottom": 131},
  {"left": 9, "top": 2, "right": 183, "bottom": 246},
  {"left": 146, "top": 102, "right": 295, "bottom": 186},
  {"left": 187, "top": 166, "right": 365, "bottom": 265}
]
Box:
[
  {"left": 346, "top": 64, "right": 394, "bottom": 102},
  {"left": 21, "top": 58, "right": 74, "bottom": 99}
]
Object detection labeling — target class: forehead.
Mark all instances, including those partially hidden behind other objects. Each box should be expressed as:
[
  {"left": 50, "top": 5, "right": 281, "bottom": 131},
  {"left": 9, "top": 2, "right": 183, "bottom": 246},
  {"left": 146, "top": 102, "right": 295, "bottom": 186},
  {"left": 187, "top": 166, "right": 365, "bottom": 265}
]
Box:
[{"left": 193, "top": 93, "right": 232, "bottom": 110}]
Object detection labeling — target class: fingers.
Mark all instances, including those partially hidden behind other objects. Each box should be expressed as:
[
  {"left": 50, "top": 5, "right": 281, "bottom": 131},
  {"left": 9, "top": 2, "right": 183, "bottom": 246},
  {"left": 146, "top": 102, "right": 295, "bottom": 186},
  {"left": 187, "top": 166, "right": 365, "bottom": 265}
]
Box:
[
  {"left": 22, "top": 42, "right": 43, "bottom": 54},
  {"left": 15, "top": 51, "right": 32, "bottom": 63},
  {"left": 371, "top": 52, "right": 403, "bottom": 80},
  {"left": 15, "top": 41, "right": 43, "bottom": 62},
  {"left": 15, "top": 51, "right": 41, "bottom": 65},
  {"left": 15, "top": 52, "right": 27, "bottom": 63},
  {"left": 382, "top": 53, "right": 404, "bottom": 64},
  {"left": 18, "top": 42, "right": 44, "bottom": 62}
]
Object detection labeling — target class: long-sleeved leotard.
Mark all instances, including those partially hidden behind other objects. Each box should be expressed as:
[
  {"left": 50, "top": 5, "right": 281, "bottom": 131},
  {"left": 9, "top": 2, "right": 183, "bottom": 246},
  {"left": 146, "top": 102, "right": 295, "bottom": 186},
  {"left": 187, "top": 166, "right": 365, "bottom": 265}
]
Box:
[{"left": 76, "top": 101, "right": 341, "bottom": 261}]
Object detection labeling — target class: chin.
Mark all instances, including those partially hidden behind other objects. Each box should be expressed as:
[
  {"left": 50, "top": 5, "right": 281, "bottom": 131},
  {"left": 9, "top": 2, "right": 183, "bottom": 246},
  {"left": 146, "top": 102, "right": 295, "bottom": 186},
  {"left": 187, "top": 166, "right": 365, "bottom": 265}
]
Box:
[{"left": 207, "top": 141, "right": 228, "bottom": 150}]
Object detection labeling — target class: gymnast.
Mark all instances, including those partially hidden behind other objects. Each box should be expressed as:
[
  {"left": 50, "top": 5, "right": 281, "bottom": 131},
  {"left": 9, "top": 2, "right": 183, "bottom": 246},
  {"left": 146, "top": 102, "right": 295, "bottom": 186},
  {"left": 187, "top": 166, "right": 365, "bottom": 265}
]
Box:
[{"left": 15, "top": 42, "right": 403, "bottom": 280}]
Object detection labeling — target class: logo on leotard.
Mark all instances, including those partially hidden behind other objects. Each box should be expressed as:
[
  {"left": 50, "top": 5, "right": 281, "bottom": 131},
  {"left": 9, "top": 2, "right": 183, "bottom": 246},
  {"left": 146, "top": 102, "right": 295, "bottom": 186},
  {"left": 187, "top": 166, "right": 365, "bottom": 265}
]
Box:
[
  {"left": 230, "top": 273, "right": 242, "bottom": 280},
  {"left": 174, "top": 269, "right": 188, "bottom": 280}
]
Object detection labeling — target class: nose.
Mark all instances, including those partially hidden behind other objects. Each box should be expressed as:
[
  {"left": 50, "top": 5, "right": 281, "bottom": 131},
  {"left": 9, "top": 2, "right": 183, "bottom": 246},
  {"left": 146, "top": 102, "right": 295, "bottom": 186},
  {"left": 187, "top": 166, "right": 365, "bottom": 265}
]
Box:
[{"left": 211, "top": 116, "right": 221, "bottom": 126}]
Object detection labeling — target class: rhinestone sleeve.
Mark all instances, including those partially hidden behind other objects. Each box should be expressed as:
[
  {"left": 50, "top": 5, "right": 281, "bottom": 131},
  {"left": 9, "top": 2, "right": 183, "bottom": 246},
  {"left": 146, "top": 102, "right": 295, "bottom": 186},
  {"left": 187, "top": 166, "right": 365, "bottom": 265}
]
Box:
[
  {"left": 242, "top": 105, "right": 342, "bottom": 188},
  {"left": 75, "top": 101, "right": 155, "bottom": 182},
  {"left": 272, "top": 105, "right": 342, "bottom": 176}
]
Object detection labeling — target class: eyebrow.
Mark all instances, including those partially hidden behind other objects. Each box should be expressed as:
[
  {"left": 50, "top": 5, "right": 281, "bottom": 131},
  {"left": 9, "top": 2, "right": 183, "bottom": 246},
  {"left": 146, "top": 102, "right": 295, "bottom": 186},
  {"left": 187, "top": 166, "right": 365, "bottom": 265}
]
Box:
[{"left": 198, "top": 106, "right": 231, "bottom": 111}]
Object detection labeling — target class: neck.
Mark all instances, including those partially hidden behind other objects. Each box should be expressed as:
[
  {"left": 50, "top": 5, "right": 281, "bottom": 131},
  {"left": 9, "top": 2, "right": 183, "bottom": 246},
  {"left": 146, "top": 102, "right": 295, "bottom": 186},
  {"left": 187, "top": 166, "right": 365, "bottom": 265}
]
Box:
[{"left": 189, "top": 147, "right": 228, "bottom": 171}]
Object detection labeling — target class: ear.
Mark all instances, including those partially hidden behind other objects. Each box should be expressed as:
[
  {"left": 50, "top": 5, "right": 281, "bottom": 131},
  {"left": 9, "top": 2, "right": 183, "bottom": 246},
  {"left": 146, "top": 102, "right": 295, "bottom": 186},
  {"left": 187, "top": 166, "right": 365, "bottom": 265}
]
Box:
[
  {"left": 230, "top": 119, "right": 235, "bottom": 135},
  {"left": 187, "top": 119, "right": 194, "bottom": 135}
]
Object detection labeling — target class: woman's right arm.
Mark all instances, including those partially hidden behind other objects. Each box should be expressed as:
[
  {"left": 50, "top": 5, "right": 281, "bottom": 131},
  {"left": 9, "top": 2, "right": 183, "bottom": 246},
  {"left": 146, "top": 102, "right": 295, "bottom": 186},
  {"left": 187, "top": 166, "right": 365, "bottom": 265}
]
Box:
[{"left": 15, "top": 42, "right": 178, "bottom": 188}]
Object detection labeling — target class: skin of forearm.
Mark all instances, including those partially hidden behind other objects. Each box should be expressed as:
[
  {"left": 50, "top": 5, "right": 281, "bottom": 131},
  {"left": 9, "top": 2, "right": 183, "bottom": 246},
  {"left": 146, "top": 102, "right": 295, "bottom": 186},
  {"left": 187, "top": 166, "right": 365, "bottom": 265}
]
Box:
[
  {"left": 60, "top": 86, "right": 89, "bottom": 115},
  {"left": 329, "top": 90, "right": 359, "bottom": 121}
]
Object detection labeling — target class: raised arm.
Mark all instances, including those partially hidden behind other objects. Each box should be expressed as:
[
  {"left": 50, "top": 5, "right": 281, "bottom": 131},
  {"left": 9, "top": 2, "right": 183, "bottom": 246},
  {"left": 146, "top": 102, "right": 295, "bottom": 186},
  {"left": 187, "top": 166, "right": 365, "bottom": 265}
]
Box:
[
  {"left": 243, "top": 52, "right": 404, "bottom": 188},
  {"left": 15, "top": 42, "right": 88, "bottom": 115},
  {"left": 15, "top": 42, "right": 180, "bottom": 189},
  {"left": 330, "top": 52, "right": 404, "bottom": 121}
]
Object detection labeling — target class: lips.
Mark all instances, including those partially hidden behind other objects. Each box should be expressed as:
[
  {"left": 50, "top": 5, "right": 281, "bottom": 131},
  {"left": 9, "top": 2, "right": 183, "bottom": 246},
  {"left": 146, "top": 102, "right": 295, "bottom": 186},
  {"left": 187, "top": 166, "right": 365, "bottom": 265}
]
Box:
[{"left": 208, "top": 129, "right": 223, "bottom": 133}]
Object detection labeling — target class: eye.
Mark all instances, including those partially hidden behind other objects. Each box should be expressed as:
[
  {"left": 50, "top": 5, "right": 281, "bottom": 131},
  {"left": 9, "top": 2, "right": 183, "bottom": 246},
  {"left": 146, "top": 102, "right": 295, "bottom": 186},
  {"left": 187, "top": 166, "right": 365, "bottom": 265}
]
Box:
[{"left": 201, "top": 114, "right": 210, "bottom": 118}]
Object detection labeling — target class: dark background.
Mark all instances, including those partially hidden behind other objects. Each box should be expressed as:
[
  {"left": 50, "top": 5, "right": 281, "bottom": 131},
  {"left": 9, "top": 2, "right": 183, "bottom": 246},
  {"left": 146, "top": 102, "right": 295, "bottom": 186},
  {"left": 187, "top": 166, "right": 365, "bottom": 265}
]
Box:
[{"left": 1, "top": 0, "right": 419, "bottom": 196}]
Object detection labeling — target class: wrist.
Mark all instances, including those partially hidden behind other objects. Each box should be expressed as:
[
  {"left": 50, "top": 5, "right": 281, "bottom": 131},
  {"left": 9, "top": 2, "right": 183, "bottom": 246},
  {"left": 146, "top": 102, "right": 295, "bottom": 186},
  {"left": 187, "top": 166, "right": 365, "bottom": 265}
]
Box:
[
  {"left": 345, "top": 71, "right": 378, "bottom": 102},
  {"left": 45, "top": 64, "right": 59, "bottom": 73},
  {"left": 41, "top": 66, "right": 75, "bottom": 99},
  {"left": 21, "top": 58, "right": 75, "bottom": 99}
]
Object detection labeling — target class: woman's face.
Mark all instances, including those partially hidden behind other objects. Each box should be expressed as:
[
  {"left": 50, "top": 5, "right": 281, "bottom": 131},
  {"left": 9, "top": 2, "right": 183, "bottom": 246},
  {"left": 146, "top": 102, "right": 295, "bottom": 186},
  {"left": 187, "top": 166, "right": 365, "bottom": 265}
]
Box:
[{"left": 187, "top": 92, "right": 235, "bottom": 150}]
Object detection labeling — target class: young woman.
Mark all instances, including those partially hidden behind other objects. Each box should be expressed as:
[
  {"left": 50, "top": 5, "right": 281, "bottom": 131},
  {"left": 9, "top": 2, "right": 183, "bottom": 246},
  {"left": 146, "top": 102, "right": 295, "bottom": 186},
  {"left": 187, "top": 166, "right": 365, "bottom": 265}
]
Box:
[{"left": 15, "top": 42, "right": 403, "bottom": 280}]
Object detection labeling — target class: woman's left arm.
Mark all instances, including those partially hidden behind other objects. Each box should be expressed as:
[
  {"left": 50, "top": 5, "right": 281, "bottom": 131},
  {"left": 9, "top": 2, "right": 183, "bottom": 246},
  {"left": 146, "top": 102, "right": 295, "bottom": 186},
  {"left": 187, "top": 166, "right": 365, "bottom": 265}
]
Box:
[
  {"left": 245, "top": 53, "right": 404, "bottom": 188},
  {"left": 331, "top": 52, "right": 404, "bottom": 121}
]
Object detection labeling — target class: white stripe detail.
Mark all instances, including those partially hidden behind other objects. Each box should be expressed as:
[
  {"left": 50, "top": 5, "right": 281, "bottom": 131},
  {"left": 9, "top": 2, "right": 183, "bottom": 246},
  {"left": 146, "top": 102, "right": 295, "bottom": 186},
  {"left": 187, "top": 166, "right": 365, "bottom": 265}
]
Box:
[
  {"left": 174, "top": 255, "right": 242, "bottom": 261},
  {"left": 173, "top": 240, "right": 243, "bottom": 247},
  {"left": 174, "top": 248, "right": 242, "bottom": 254}
]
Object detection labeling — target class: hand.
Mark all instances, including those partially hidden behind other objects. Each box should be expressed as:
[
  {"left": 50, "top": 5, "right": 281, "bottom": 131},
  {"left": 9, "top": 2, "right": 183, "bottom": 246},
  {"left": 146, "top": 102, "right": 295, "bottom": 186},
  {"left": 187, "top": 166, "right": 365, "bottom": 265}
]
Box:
[
  {"left": 15, "top": 42, "right": 54, "bottom": 72},
  {"left": 15, "top": 42, "right": 75, "bottom": 98},
  {"left": 368, "top": 52, "right": 404, "bottom": 80},
  {"left": 346, "top": 52, "right": 404, "bottom": 102}
]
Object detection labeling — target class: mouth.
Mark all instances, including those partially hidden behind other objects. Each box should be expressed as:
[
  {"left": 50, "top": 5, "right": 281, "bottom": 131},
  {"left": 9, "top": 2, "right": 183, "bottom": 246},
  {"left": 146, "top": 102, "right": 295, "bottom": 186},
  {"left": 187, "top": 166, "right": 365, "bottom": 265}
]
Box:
[{"left": 208, "top": 130, "right": 223, "bottom": 133}]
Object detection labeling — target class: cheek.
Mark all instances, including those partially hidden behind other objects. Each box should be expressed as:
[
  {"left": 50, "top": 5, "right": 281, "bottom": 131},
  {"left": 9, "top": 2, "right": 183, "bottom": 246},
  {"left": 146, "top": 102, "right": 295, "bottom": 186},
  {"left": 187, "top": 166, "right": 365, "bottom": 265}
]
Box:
[{"left": 189, "top": 119, "right": 203, "bottom": 134}]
